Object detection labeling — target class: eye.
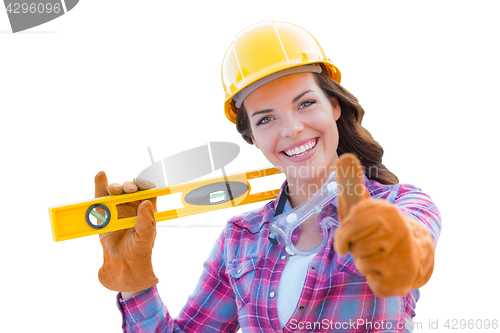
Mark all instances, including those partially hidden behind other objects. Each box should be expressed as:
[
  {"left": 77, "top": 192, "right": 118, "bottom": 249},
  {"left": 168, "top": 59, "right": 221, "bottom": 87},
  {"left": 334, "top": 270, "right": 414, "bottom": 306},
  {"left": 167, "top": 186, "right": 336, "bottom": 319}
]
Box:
[
  {"left": 299, "top": 100, "right": 316, "bottom": 109},
  {"left": 257, "top": 116, "right": 272, "bottom": 125}
]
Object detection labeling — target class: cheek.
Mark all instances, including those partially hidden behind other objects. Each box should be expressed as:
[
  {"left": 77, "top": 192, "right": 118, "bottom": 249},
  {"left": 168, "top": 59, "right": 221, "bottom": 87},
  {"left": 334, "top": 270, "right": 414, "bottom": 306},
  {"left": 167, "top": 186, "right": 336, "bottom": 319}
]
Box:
[
  {"left": 326, "top": 124, "right": 340, "bottom": 154},
  {"left": 248, "top": 124, "right": 258, "bottom": 147},
  {"left": 325, "top": 120, "right": 339, "bottom": 140},
  {"left": 257, "top": 134, "right": 272, "bottom": 151},
  {"left": 314, "top": 114, "right": 339, "bottom": 146},
  {"left": 253, "top": 131, "right": 278, "bottom": 155},
  {"left": 250, "top": 128, "right": 265, "bottom": 150},
  {"left": 310, "top": 114, "right": 334, "bottom": 134}
]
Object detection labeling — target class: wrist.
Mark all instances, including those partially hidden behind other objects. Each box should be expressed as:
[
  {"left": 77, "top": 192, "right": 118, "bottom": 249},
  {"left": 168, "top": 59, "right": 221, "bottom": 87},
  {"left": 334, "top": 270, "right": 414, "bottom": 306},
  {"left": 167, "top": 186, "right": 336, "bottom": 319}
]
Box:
[{"left": 121, "top": 290, "right": 142, "bottom": 300}]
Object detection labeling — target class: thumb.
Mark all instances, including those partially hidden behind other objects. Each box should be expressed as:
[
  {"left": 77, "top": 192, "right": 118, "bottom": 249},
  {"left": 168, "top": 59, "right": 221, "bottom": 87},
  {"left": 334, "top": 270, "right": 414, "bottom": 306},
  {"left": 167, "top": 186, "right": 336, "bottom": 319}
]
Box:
[
  {"left": 135, "top": 200, "right": 156, "bottom": 235},
  {"left": 125, "top": 200, "right": 156, "bottom": 261},
  {"left": 336, "top": 153, "right": 370, "bottom": 222}
]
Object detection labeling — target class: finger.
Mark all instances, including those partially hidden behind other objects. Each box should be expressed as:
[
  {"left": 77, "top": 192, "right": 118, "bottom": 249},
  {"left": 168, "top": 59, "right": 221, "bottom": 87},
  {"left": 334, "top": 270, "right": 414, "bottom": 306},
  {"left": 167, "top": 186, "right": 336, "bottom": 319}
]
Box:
[
  {"left": 353, "top": 258, "right": 385, "bottom": 286},
  {"left": 336, "top": 153, "right": 370, "bottom": 222},
  {"left": 334, "top": 217, "right": 382, "bottom": 256},
  {"left": 109, "top": 177, "right": 156, "bottom": 195},
  {"left": 95, "top": 171, "right": 110, "bottom": 198},
  {"left": 134, "top": 178, "right": 157, "bottom": 211},
  {"left": 108, "top": 183, "right": 124, "bottom": 195},
  {"left": 147, "top": 197, "right": 158, "bottom": 212},
  {"left": 115, "top": 180, "right": 156, "bottom": 218},
  {"left": 123, "top": 180, "right": 138, "bottom": 194},
  {"left": 116, "top": 198, "right": 157, "bottom": 219},
  {"left": 117, "top": 201, "right": 140, "bottom": 218},
  {"left": 335, "top": 201, "right": 406, "bottom": 259},
  {"left": 134, "top": 200, "right": 156, "bottom": 244},
  {"left": 353, "top": 252, "right": 411, "bottom": 297},
  {"left": 135, "top": 178, "right": 156, "bottom": 190},
  {"left": 347, "top": 226, "right": 391, "bottom": 260},
  {"left": 334, "top": 200, "right": 397, "bottom": 254}
]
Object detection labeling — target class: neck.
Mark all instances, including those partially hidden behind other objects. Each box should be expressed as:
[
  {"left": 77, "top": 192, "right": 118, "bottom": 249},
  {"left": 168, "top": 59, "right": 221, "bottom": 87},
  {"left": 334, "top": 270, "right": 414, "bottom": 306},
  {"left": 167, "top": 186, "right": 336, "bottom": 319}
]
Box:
[{"left": 286, "top": 166, "right": 337, "bottom": 208}]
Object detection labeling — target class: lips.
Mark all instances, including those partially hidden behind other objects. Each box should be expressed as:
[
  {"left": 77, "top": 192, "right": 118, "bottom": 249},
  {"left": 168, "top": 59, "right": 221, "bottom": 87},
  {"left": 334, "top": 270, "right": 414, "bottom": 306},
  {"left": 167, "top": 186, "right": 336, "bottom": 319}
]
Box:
[
  {"left": 282, "top": 138, "right": 318, "bottom": 157},
  {"left": 280, "top": 138, "right": 319, "bottom": 163}
]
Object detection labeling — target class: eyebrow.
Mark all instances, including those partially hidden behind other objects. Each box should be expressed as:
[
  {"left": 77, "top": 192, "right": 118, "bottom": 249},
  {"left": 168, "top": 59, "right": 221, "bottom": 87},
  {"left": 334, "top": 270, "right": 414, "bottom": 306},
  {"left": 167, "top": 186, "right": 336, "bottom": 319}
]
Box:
[
  {"left": 251, "top": 109, "right": 272, "bottom": 118},
  {"left": 250, "top": 90, "right": 315, "bottom": 118},
  {"left": 292, "top": 90, "right": 314, "bottom": 103}
]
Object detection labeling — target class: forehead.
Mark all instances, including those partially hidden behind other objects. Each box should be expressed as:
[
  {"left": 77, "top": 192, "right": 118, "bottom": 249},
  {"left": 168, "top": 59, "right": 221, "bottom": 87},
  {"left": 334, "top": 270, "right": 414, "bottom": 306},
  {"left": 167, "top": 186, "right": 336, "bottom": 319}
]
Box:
[{"left": 243, "top": 72, "right": 319, "bottom": 110}]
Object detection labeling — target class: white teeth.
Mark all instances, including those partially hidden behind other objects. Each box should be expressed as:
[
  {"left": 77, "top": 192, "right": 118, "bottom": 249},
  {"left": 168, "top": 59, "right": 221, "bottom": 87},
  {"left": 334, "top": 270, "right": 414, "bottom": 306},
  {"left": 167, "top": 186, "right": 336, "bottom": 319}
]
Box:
[{"left": 284, "top": 139, "right": 317, "bottom": 157}]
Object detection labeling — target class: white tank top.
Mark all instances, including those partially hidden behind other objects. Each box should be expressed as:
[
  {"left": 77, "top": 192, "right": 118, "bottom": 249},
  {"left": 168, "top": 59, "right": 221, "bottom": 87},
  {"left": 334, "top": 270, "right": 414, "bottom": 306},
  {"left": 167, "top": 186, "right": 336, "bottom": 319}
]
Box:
[{"left": 277, "top": 252, "right": 317, "bottom": 328}]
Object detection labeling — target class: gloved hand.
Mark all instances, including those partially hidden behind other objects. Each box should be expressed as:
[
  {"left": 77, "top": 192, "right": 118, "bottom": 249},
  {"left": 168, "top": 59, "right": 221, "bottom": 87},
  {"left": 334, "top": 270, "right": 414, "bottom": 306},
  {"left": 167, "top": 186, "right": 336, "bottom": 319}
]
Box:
[
  {"left": 94, "top": 171, "right": 158, "bottom": 292},
  {"left": 334, "top": 154, "right": 435, "bottom": 297}
]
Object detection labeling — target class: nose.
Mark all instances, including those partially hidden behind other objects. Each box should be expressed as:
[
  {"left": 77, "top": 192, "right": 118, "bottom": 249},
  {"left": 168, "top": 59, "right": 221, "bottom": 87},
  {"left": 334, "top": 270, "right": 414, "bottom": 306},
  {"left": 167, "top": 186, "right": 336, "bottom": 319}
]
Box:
[{"left": 280, "top": 113, "right": 304, "bottom": 138}]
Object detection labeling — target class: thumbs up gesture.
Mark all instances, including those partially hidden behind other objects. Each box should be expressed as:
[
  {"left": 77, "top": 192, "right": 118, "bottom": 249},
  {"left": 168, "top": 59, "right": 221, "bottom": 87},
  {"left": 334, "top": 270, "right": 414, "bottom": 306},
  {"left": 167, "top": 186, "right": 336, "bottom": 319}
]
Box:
[{"left": 334, "top": 154, "right": 435, "bottom": 297}]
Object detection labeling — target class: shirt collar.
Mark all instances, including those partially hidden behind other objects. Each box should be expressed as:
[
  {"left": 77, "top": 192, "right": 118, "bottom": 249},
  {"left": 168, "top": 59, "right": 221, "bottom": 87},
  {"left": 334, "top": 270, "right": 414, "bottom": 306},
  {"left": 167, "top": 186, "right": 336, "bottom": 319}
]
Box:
[{"left": 272, "top": 174, "right": 372, "bottom": 216}]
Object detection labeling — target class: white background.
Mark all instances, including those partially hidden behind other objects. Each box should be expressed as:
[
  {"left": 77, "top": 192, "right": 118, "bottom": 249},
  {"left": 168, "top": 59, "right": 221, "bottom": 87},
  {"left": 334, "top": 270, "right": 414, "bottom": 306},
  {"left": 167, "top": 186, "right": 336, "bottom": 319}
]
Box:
[{"left": 1, "top": 1, "right": 500, "bottom": 332}]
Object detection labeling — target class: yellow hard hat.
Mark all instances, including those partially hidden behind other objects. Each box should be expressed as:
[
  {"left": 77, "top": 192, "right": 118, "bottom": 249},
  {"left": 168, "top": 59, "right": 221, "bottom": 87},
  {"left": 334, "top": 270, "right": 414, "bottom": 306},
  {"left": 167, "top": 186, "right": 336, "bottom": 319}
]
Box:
[{"left": 221, "top": 21, "right": 341, "bottom": 124}]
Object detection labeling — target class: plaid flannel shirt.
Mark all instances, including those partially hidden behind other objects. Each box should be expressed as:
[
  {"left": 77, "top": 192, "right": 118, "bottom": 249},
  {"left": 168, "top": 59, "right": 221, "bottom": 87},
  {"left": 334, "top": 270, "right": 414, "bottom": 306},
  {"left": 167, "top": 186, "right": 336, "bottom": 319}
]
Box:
[{"left": 117, "top": 177, "right": 441, "bottom": 333}]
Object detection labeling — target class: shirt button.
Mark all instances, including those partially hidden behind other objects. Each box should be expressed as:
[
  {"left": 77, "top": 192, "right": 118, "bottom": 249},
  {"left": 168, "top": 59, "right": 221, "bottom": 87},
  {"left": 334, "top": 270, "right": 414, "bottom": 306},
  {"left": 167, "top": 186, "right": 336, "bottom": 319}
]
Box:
[
  {"left": 311, "top": 265, "right": 316, "bottom": 270},
  {"left": 270, "top": 291, "right": 276, "bottom": 298},
  {"left": 299, "top": 305, "right": 305, "bottom": 310},
  {"left": 280, "top": 255, "right": 287, "bottom": 260},
  {"left": 237, "top": 268, "right": 242, "bottom": 274}
]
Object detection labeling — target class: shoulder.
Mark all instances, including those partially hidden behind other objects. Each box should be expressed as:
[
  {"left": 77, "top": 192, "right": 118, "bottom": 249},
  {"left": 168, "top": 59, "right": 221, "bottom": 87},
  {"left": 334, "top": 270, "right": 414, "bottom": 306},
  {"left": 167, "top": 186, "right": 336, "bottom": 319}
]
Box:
[
  {"left": 365, "top": 178, "right": 433, "bottom": 204},
  {"left": 225, "top": 199, "right": 276, "bottom": 234},
  {"left": 366, "top": 177, "right": 442, "bottom": 244},
  {"left": 219, "top": 200, "right": 277, "bottom": 259}
]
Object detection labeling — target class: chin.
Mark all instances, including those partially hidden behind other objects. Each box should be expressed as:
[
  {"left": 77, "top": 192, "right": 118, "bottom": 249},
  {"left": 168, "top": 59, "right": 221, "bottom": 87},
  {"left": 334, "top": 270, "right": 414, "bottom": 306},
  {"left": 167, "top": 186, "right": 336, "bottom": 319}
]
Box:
[{"left": 284, "top": 165, "right": 329, "bottom": 181}]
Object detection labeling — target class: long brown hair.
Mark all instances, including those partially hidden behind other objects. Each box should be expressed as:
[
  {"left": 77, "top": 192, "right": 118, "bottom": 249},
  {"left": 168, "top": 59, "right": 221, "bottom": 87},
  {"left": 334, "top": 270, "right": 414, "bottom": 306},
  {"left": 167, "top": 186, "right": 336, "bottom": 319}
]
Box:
[{"left": 235, "top": 71, "right": 399, "bottom": 185}]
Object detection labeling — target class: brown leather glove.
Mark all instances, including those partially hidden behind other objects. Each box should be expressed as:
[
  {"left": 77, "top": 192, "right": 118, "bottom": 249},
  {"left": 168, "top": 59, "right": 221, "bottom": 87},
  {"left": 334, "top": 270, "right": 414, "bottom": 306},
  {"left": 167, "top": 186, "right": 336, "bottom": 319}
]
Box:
[
  {"left": 94, "top": 171, "right": 158, "bottom": 292},
  {"left": 334, "top": 154, "right": 435, "bottom": 297}
]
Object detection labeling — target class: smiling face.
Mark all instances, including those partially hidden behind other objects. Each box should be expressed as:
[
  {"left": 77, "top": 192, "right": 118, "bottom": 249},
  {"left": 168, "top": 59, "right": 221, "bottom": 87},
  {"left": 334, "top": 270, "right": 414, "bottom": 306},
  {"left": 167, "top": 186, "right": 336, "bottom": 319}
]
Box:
[{"left": 244, "top": 72, "right": 342, "bottom": 186}]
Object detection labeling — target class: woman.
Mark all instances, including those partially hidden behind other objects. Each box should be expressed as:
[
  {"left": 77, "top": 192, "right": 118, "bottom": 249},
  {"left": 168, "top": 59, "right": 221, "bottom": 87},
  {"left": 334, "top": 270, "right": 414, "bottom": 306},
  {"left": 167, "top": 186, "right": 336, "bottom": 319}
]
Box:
[{"left": 95, "top": 21, "right": 441, "bottom": 332}]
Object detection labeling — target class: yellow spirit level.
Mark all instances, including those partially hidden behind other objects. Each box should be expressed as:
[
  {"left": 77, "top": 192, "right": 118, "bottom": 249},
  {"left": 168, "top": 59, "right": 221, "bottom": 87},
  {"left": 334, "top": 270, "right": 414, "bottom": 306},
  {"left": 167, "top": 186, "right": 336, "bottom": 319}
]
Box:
[{"left": 49, "top": 167, "right": 283, "bottom": 242}]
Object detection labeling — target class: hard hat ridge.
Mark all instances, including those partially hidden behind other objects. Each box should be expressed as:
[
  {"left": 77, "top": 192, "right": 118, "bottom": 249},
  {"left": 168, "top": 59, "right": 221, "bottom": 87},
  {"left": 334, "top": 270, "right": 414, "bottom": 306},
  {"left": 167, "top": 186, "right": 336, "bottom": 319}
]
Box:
[{"left": 233, "top": 64, "right": 322, "bottom": 108}]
